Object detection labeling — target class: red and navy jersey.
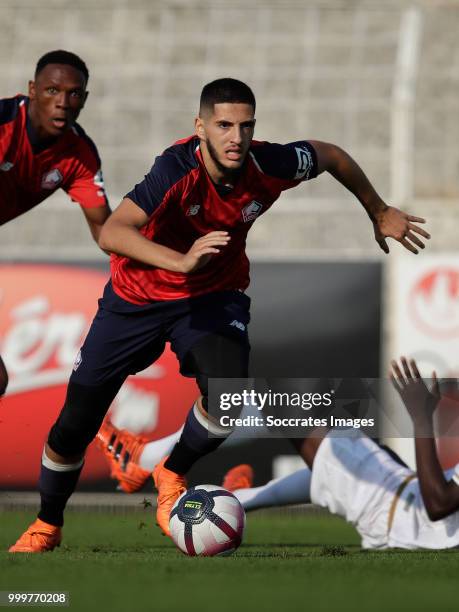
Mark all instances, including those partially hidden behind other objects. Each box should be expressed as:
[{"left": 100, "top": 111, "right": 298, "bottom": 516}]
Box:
[
  {"left": 112, "top": 135, "right": 318, "bottom": 303},
  {"left": 0, "top": 95, "right": 108, "bottom": 225}
]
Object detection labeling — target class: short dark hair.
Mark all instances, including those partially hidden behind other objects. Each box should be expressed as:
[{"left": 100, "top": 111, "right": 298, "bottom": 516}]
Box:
[
  {"left": 199, "top": 78, "right": 256, "bottom": 115},
  {"left": 35, "top": 50, "right": 89, "bottom": 83}
]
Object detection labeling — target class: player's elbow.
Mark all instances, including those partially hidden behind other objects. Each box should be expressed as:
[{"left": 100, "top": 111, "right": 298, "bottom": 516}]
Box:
[
  {"left": 97, "top": 226, "right": 109, "bottom": 251},
  {"left": 426, "top": 504, "right": 448, "bottom": 522},
  {"left": 98, "top": 222, "right": 115, "bottom": 252},
  {"left": 424, "top": 491, "right": 454, "bottom": 521}
]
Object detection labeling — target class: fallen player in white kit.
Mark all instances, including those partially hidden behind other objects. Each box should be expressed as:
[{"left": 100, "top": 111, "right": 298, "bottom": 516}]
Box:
[
  {"left": 234, "top": 357, "right": 459, "bottom": 550},
  {"left": 97, "top": 357, "right": 459, "bottom": 549}
]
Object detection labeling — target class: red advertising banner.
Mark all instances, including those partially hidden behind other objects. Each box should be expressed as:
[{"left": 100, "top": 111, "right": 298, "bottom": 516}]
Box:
[
  {"left": 387, "top": 257, "right": 459, "bottom": 469},
  {"left": 0, "top": 264, "right": 197, "bottom": 486}
]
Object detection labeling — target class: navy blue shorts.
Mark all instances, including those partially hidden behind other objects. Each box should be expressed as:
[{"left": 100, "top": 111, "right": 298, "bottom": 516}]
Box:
[{"left": 70, "top": 281, "right": 251, "bottom": 386}]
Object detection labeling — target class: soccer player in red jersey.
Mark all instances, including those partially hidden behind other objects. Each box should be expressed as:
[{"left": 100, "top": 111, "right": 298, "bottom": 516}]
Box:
[
  {"left": 9, "top": 78, "right": 430, "bottom": 551},
  {"left": 0, "top": 50, "right": 111, "bottom": 398}
]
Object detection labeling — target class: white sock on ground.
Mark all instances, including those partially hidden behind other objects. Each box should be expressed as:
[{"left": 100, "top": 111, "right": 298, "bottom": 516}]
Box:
[
  {"left": 233, "top": 468, "right": 312, "bottom": 511},
  {"left": 138, "top": 427, "right": 183, "bottom": 470}
]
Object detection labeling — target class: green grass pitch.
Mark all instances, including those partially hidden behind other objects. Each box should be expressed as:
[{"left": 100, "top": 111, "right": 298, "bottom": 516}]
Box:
[{"left": 1, "top": 510, "right": 459, "bottom": 612}]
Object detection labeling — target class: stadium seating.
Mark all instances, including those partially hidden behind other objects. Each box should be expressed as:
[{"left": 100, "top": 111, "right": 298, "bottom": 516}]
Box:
[{"left": 0, "top": 0, "right": 457, "bottom": 258}]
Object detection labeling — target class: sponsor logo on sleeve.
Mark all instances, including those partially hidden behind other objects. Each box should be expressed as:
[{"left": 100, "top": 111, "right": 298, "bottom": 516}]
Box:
[
  {"left": 294, "top": 145, "right": 314, "bottom": 180},
  {"left": 94, "top": 169, "right": 105, "bottom": 189}
]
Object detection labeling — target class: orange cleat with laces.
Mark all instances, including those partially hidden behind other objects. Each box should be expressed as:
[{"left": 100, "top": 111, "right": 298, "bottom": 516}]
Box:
[
  {"left": 96, "top": 419, "right": 151, "bottom": 494},
  {"left": 9, "top": 518, "right": 62, "bottom": 553}
]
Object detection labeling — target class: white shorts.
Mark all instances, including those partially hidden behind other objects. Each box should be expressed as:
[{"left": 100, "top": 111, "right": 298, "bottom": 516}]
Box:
[
  {"left": 390, "top": 467, "right": 459, "bottom": 550},
  {"left": 310, "top": 429, "right": 412, "bottom": 549}
]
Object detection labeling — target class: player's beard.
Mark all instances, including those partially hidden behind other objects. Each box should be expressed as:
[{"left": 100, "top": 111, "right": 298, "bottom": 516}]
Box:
[{"left": 206, "top": 138, "right": 245, "bottom": 183}]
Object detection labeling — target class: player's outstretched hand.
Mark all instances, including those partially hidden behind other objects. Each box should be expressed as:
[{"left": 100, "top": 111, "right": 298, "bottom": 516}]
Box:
[
  {"left": 390, "top": 357, "right": 440, "bottom": 425},
  {"left": 373, "top": 206, "right": 430, "bottom": 254},
  {"left": 180, "top": 231, "right": 230, "bottom": 273}
]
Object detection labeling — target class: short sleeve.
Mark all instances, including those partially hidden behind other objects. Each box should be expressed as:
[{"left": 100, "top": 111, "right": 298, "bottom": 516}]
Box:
[
  {"left": 250, "top": 140, "right": 318, "bottom": 182},
  {"left": 65, "top": 162, "right": 108, "bottom": 209},
  {"left": 125, "top": 151, "right": 188, "bottom": 217}
]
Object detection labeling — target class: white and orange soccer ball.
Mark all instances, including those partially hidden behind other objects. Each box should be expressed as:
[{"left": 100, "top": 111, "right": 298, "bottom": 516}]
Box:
[{"left": 169, "top": 485, "right": 245, "bottom": 556}]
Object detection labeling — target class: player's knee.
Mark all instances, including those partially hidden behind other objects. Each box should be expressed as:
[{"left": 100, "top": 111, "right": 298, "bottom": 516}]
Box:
[
  {"left": 183, "top": 334, "right": 250, "bottom": 412},
  {"left": 48, "top": 379, "right": 121, "bottom": 456},
  {"left": 48, "top": 419, "right": 94, "bottom": 457},
  {"left": 44, "top": 442, "right": 84, "bottom": 465},
  {"left": 0, "top": 356, "right": 9, "bottom": 396}
]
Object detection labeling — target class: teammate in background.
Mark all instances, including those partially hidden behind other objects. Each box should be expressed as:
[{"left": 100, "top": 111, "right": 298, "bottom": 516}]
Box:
[
  {"left": 0, "top": 50, "right": 111, "bottom": 397},
  {"left": 9, "top": 78, "right": 430, "bottom": 552}
]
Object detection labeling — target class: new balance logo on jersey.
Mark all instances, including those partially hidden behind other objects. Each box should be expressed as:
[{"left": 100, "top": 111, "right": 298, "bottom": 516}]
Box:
[
  {"left": 242, "top": 200, "right": 263, "bottom": 223},
  {"left": 186, "top": 204, "right": 200, "bottom": 216},
  {"left": 229, "top": 320, "right": 246, "bottom": 332},
  {"left": 0, "top": 161, "right": 14, "bottom": 171},
  {"left": 294, "top": 146, "right": 314, "bottom": 180},
  {"left": 41, "top": 169, "right": 63, "bottom": 190}
]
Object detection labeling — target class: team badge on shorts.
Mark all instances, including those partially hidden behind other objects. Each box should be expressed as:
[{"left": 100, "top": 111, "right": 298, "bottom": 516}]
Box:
[
  {"left": 242, "top": 200, "right": 263, "bottom": 223},
  {"left": 41, "top": 168, "right": 63, "bottom": 190},
  {"left": 73, "top": 350, "right": 82, "bottom": 371}
]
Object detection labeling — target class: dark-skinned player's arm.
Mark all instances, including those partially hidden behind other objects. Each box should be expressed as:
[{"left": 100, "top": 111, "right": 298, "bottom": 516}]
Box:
[
  {"left": 81, "top": 203, "right": 111, "bottom": 245},
  {"left": 309, "top": 140, "right": 430, "bottom": 254},
  {"left": 98, "top": 197, "right": 230, "bottom": 274},
  {"left": 391, "top": 357, "right": 459, "bottom": 520}
]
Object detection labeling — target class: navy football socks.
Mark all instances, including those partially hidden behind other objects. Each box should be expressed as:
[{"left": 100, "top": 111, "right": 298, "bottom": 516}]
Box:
[
  {"left": 164, "top": 402, "right": 231, "bottom": 475},
  {"left": 37, "top": 451, "right": 84, "bottom": 527}
]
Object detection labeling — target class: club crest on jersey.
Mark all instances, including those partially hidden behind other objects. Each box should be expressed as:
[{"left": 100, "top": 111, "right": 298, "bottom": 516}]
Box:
[
  {"left": 0, "top": 161, "right": 14, "bottom": 172},
  {"left": 242, "top": 200, "right": 263, "bottom": 223},
  {"left": 186, "top": 204, "right": 201, "bottom": 216},
  {"left": 41, "top": 168, "right": 63, "bottom": 190}
]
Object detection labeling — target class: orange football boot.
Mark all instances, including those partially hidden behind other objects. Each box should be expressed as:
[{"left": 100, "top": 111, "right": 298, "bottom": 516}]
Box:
[
  {"left": 96, "top": 419, "right": 150, "bottom": 494},
  {"left": 222, "top": 464, "right": 254, "bottom": 491},
  {"left": 152, "top": 458, "right": 187, "bottom": 536},
  {"left": 9, "top": 518, "right": 61, "bottom": 553}
]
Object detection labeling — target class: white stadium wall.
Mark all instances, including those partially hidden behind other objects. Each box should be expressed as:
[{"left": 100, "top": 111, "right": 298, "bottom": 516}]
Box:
[{"left": 0, "top": 0, "right": 457, "bottom": 260}]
